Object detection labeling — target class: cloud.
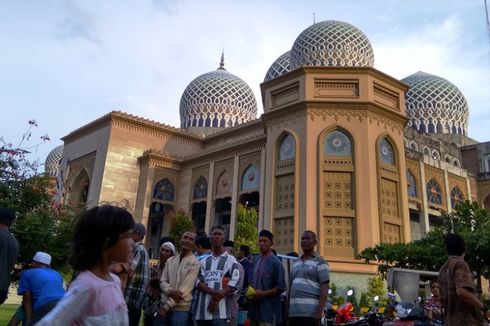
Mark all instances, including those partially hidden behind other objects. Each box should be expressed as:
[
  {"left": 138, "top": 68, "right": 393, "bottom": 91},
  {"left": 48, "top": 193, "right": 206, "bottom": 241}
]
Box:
[{"left": 55, "top": 1, "right": 102, "bottom": 47}]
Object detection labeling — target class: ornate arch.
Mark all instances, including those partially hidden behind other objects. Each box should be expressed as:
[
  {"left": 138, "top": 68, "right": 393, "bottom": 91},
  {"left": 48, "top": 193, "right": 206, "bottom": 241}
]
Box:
[
  {"left": 215, "top": 170, "right": 232, "bottom": 198},
  {"left": 319, "top": 127, "right": 356, "bottom": 258},
  {"left": 427, "top": 178, "right": 442, "bottom": 205},
  {"left": 450, "top": 186, "right": 464, "bottom": 208},
  {"left": 193, "top": 176, "right": 208, "bottom": 200},
  {"left": 241, "top": 164, "right": 260, "bottom": 191},
  {"left": 407, "top": 169, "right": 417, "bottom": 198},
  {"left": 152, "top": 178, "right": 175, "bottom": 202}
]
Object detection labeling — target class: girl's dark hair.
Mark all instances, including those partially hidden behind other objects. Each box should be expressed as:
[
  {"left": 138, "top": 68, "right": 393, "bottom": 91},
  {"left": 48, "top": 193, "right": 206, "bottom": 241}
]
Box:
[{"left": 71, "top": 205, "right": 135, "bottom": 270}]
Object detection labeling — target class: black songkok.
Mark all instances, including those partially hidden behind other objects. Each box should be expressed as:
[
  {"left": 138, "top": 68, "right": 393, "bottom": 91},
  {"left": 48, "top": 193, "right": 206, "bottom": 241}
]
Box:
[{"left": 259, "top": 229, "right": 273, "bottom": 241}]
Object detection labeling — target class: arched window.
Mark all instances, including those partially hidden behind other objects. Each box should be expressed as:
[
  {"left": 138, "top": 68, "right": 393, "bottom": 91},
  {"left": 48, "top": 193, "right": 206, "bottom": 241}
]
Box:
[
  {"left": 324, "top": 130, "right": 352, "bottom": 156},
  {"left": 410, "top": 142, "right": 418, "bottom": 151},
  {"left": 407, "top": 170, "right": 417, "bottom": 198},
  {"left": 241, "top": 164, "right": 260, "bottom": 191},
  {"left": 432, "top": 150, "right": 440, "bottom": 161},
  {"left": 423, "top": 147, "right": 430, "bottom": 156},
  {"left": 193, "top": 176, "right": 208, "bottom": 200},
  {"left": 153, "top": 178, "right": 175, "bottom": 202},
  {"left": 379, "top": 138, "right": 395, "bottom": 165},
  {"left": 450, "top": 187, "right": 464, "bottom": 208},
  {"left": 445, "top": 155, "right": 451, "bottom": 163},
  {"left": 279, "top": 134, "right": 296, "bottom": 161},
  {"left": 426, "top": 178, "right": 442, "bottom": 205}
]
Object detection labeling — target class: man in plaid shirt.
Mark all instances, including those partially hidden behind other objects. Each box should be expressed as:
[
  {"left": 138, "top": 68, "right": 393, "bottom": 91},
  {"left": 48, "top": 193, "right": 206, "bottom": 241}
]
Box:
[{"left": 125, "top": 223, "right": 150, "bottom": 326}]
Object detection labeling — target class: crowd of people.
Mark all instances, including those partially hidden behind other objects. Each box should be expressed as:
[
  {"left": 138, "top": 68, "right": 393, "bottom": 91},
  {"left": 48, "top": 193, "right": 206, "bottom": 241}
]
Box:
[{"left": 1, "top": 205, "right": 489, "bottom": 326}]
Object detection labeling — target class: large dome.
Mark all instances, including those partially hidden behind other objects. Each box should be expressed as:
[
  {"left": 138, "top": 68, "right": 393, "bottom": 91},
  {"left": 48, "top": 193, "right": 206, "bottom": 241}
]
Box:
[
  {"left": 402, "top": 71, "right": 469, "bottom": 135},
  {"left": 290, "top": 20, "right": 375, "bottom": 69},
  {"left": 179, "top": 59, "right": 257, "bottom": 132},
  {"left": 44, "top": 145, "right": 63, "bottom": 177},
  {"left": 264, "top": 51, "right": 291, "bottom": 81}
]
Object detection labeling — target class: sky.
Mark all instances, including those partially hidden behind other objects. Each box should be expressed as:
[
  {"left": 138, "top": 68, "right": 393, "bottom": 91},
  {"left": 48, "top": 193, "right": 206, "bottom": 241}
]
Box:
[{"left": 1, "top": 0, "right": 489, "bottom": 168}]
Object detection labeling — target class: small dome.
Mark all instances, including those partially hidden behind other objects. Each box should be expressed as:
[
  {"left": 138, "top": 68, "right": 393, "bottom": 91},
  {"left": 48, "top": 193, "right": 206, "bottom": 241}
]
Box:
[
  {"left": 402, "top": 71, "right": 469, "bottom": 136},
  {"left": 179, "top": 56, "right": 257, "bottom": 132},
  {"left": 264, "top": 51, "right": 291, "bottom": 81},
  {"left": 44, "top": 145, "right": 63, "bottom": 177},
  {"left": 290, "top": 20, "right": 375, "bottom": 69}
]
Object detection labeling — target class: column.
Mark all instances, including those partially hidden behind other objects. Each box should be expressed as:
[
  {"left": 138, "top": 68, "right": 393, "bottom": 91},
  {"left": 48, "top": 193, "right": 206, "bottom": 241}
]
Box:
[
  {"left": 259, "top": 148, "right": 266, "bottom": 230},
  {"left": 443, "top": 169, "right": 451, "bottom": 212},
  {"left": 229, "top": 154, "right": 240, "bottom": 240},
  {"left": 419, "top": 159, "right": 430, "bottom": 234},
  {"left": 204, "top": 162, "right": 215, "bottom": 234}
]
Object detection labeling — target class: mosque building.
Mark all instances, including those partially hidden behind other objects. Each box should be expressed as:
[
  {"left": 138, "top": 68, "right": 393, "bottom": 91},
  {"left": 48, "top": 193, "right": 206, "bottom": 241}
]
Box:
[{"left": 45, "top": 20, "right": 490, "bottom": 283}]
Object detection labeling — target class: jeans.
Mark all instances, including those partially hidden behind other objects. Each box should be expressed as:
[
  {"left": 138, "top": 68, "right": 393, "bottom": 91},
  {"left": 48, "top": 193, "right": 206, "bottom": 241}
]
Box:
[
  {"left": 154, "top": 311, "right": 191, "bottom": 326},
  {"left": 196, "top": 319, "right": 231, "bottom": 326}
]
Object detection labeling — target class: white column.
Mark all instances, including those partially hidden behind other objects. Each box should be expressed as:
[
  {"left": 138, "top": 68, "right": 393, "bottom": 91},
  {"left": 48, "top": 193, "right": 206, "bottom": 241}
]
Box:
[
  {"left": 444, "top": 169, "right": 451, "bottom": 212},
  {"left": 419, "top": 160, "right": 430, "bottom": 233},
  {"left": 229, "top": 154, "right": 240, "bottom": 240},
  {"left": 259, "top": 148, "right": 266, "bottom": 230},
  {"left": 204, "top": 162, "right": 215, "bottom": 234}
]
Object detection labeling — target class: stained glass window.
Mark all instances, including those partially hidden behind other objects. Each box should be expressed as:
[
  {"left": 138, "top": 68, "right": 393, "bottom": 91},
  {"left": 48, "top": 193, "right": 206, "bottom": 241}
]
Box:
[
  {"left": 450, "top": 187, "right": 464, "bottom": 208},
  {"left": 426, "top": 178, "right": 442, "bottom": 205},
  {"left": 379, "top": 138, "right": 395, "bottom": 165},
  {"left": 324, "top": 130, "right": 352, "bottom": 156},
  {"left": 407, "top": 170, "right": 417, "bottom": 198},
  {"left": 279, "top": 134, "right": 295, "bottom": 161},
  {"left": 241, "top": 164, "right": 260, "bottom": 191},
  {"left": 193, "top": 176, "right": 208, "bottom": 200},
  {"left": 152, "top": 178, "right": 175, "bottom": 202}
]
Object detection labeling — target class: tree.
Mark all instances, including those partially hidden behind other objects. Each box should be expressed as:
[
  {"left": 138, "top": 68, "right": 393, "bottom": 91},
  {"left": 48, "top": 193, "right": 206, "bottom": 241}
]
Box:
[
  {"left": 234, "top": 204, "right": 258, "bottom": 253},
  {"left": 358, "top": 201, "right": 490, "bottom": 294},
  {"left": 1, "top": 121, "right": 77, "bottom": 281},
  {"left": 169, "top": 209, "right": 194, "bottom": 250}
]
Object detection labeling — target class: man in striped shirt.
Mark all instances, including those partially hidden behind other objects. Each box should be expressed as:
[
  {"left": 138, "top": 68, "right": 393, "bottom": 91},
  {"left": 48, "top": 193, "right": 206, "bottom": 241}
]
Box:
[
  {"left": 194, "top": 225, "right": 241, "bottom": 326},
  {"left": 287, "top": 230, "right": 329, "bottom": 326}
]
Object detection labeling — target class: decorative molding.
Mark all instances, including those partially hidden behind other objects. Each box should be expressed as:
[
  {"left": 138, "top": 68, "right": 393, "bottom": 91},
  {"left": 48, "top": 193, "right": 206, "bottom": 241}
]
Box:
[
  {"left": 373, "top": 83, "right": 400, "bottom": 112},
  {"left": 266, "top": 110, "right": 308, "bottom": 131},
  {"left": 63, "top": 111, "right": 203, "bottom": 148},
  {"left": 314, "top": 79, "right": 359, "bottom": 98}
]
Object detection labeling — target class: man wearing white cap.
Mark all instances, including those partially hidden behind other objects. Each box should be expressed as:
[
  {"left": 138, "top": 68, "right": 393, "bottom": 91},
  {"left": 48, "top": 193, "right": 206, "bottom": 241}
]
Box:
[{"left": 18, "top": 251, "right": 65, "bottom": 326}]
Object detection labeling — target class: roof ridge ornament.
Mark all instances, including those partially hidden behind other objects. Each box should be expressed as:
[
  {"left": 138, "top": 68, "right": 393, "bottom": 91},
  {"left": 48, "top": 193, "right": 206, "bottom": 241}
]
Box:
[{"left": 218, "top": 49, "right": 226, "bottom": 70}]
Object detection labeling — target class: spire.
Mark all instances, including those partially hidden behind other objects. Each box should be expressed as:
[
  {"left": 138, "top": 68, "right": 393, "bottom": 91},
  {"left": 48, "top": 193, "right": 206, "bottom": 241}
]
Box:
[
  {"left": 218, "top": 49, "right": 225, "bottom": 70},
  {"left": 313, "top": 12, "right": 316, "bottom": 24}
]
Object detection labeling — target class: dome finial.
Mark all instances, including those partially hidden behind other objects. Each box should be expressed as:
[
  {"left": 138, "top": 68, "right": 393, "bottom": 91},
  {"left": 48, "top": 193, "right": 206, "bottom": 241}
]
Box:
[
  {"left": 218, "top": 49, "right": 225, "bottom": 70},
  {"left": 313, "top": 12, "right": 316, "bottom": 24}
]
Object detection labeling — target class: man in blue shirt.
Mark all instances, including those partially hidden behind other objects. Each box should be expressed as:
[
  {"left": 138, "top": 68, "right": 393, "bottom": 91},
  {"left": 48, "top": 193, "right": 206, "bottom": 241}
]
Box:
[
  {"left": 248, "top": 229, "right": 286, "bottom": 326},
  {"left": 18, "top": 251, "right": 65, "bottom": 326}
]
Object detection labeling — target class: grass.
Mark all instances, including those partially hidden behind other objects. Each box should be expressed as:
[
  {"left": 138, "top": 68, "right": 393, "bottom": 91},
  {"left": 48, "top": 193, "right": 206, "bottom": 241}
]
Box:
[{"left": 0, "top": 303, "right": 20, "bottom": 325}]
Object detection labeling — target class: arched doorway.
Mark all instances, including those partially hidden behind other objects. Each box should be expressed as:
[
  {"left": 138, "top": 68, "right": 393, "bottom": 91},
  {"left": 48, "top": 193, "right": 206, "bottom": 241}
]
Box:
[
  {"left": 147, "top": 202, "right": 174, "bottom": 259},
  {"left": 191, "top": 176, "right": 208, "bottom": 233},
  {"left": 192, "top": 201, "right": 206, "bottom": 232},
  {"left": 484, "top": 194, "right": 490, "bottom": 212},
  {"left": 70, "top": 169, "right": 90, "bottom": 206},
  {"left": 214, "top": 197, "right": 232, "bottom": 239}
]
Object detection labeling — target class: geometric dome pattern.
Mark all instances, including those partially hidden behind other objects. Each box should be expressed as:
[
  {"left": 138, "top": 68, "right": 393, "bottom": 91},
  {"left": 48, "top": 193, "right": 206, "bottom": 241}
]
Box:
[
  {"left": 264, "top": 51, "right": 291, "bottom": 82},
  {"left": 290, "top": 20, "right": 375, "bottom": 69},
  {"left": 402, "top": 71, "right": 469, "bottom": 136},
  {"left": 180, "top": 65, "right": 257, "bottom": 130},
  {"left": 44, "top": 145, "right": 63, "bottom": 177}
]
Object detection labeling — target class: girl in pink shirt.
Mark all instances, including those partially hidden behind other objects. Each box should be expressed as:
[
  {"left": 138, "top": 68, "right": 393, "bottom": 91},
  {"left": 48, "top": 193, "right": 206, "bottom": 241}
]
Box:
[{"left": 37, "top": 205, "right": 135, "bottom": 325}]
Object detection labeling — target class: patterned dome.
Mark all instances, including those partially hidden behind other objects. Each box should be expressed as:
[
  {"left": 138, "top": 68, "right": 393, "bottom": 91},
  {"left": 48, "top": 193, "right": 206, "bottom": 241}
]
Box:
[
  {"left": 290, "top": 20, "right": 375, "bottom": 69},
  {"left": 264, "top": 51, "right": 291, "bottom": 81},
  {"left": 44, "top": 145, "right": 63, "bottom": 177},
  {"left": 179, "top": 58, "right": 257, "bottom": 130},
  {"left": 402, "top": 71, "right": 469, "bottom": 135}
]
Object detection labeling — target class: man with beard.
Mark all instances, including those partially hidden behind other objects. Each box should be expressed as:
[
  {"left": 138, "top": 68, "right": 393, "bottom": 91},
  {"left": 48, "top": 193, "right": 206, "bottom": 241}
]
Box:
[{"left": 156, "top": 231, "right": 200, "bottom": 325}]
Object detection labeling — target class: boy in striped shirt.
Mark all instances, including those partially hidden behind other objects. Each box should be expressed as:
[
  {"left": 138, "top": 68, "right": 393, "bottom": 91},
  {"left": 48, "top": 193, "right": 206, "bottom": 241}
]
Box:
[{"left": 194, "top": 225, "right": 241, "bottom": 326}]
